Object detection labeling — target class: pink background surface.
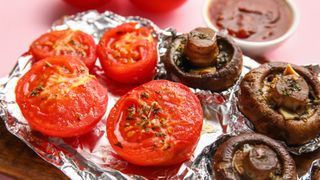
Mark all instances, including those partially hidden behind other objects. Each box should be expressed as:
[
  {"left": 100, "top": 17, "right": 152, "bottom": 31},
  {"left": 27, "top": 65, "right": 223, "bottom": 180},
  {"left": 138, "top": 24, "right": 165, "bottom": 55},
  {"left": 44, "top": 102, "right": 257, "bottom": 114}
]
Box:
[
  {"left": 0, "top": 0, "right": 318, "bottom": 178},
  {"left": 0, "top": 0, "right": 319, "bottom": 77}
]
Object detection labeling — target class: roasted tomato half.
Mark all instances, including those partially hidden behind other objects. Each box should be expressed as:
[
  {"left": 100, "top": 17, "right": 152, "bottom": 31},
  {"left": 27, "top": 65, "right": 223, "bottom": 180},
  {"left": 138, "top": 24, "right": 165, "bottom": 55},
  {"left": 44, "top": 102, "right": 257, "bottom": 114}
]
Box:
[
  {"left": 15, "top": 56, "right": 108, "bottom": 137},
  {"left": 97, "top": 22, "right": 158, "bottom": 85},
  {"left": 107, "top": 80, "right": 203, "bottom": 166},
  {"left": 30, "top": 29, "right": 97, "bottom": 69}
]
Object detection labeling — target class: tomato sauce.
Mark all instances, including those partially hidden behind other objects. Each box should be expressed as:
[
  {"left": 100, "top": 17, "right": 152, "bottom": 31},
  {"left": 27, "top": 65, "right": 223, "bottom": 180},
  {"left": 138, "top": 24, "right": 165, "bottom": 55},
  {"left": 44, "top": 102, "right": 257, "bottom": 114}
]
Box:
[{"left": 208, "top": 0, "right": 292, "bottom": 41}]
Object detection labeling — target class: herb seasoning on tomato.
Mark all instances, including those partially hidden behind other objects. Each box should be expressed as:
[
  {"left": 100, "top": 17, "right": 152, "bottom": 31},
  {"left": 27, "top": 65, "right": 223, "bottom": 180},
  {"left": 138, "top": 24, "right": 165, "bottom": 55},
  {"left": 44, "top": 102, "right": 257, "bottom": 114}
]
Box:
[
  {"left": 15, "top": 56, "right": 108, "bottom": 137},
  {"left": 107, "top": 80, "right": 203, "bottom": 166},
  {"left": 30, "top": 29, "right": 97, "bottom": 69},
  {"left": 97, "top": 22, "right": 158, "bottom": 84}
]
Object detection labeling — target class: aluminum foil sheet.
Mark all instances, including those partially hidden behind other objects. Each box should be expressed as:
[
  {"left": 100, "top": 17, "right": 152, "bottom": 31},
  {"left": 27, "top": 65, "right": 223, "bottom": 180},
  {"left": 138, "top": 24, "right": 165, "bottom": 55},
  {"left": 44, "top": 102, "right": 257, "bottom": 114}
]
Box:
[{"left": 0, "top": 10, "right": 320, "bottom": 179}]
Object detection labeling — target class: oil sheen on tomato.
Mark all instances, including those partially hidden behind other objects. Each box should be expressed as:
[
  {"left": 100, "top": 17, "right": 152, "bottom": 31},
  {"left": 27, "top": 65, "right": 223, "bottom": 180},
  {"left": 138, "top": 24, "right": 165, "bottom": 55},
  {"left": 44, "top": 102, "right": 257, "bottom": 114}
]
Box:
[
  {"left": 106, "top": 80, "right": 203, "bottom": 166},
  {"left": 208, "top": 0, "right": 292, "bottom": 41}
]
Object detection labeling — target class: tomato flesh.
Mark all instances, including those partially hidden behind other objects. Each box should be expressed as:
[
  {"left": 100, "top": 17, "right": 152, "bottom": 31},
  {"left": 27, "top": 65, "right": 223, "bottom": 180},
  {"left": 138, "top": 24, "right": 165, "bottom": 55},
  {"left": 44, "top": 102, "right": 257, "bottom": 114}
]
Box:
[
  {"left": 98, "top": 22, "right": 157, "bottom": 84},
  {"left": 15, "top": 56, "right": 108, "bottom": 137},
  {"left": 30, "top": 29, "right": 97, "bottom": 69},
  {"left": 107, "top": 80, "right": 203, "bottom": 166}
]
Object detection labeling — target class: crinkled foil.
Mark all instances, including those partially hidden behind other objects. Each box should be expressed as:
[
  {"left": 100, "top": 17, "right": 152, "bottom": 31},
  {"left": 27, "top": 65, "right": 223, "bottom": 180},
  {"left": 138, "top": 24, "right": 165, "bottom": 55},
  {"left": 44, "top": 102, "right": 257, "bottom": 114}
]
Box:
[{"left": 0, "top": 10, "right": 320, "bottom": 179}]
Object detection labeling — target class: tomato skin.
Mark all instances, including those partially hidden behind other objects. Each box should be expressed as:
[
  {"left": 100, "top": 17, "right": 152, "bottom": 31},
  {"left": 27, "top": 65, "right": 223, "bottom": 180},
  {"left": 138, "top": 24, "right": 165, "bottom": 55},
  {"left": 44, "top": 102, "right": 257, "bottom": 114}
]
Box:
[
  {"left": 130, "top": 0, "right": 187, "bottom": 12},
  {"left": 107, "top": 80, "right": 203, "bottom": 166},
  {"left": 63, "top": 0, "right": 110, "bottom": 9},
  {"left": 30, "top": 29, "right": 97, "bottom": 70},
  {"left": 15, "top": 56, "right": 108, "bottom": 137},
  {"left": 97, "top": 22, "right": 158, "bottom": 85}
]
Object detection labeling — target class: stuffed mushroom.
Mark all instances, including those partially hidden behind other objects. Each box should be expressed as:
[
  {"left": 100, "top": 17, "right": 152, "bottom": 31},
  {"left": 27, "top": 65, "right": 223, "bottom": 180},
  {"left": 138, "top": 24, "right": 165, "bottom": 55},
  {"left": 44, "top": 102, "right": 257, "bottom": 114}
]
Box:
[
  {"left": 238, "top": 62, "right": 320, "bottom": 145},
  {"left": 164, "top": 27, "right": 243, "bottom": 91},
  {"left": 213, "top": 133, "right": 297, "bottom": 180}
]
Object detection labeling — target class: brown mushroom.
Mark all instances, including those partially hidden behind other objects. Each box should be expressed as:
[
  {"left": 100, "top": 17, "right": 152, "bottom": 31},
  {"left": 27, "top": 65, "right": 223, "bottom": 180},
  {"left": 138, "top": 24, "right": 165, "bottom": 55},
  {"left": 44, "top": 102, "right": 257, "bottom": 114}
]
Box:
[
  {"left": 238, "top": 62, "right": 320, "bottom": 145},
  {"left": 213, "top": 133, "right": 297, "bottom": 180},
  {"left": 164, "top": 27, "right": 243, "bottom": 92},
  {"left": 312, "top": 168, "right": 320, "bottom": 180}
]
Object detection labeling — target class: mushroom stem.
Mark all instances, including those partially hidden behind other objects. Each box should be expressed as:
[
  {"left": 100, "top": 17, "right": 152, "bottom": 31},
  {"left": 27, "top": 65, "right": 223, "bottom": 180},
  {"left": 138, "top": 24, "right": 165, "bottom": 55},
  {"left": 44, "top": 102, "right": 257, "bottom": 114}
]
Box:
[
  {"left": 185, "top": 27, "right": 219, "bottom": 67},
  {"left": 269, "top": 64, "right": 309, "bottom": 112},
  {"left": 243, "top": 146, "right": 279, "bottom": 180}
]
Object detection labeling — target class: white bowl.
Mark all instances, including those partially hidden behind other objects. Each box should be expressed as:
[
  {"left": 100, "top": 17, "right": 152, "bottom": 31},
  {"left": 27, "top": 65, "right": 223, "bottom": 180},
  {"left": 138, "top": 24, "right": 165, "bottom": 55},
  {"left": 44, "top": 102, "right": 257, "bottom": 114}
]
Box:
[{"left": 203, "top": 0, "right": 300, "bottom": 57}]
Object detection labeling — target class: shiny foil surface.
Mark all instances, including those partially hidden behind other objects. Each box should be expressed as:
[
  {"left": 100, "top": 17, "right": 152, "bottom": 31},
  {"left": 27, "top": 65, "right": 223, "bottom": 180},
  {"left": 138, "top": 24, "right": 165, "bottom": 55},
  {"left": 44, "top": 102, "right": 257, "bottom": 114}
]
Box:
[{"left": 0, "top": 11, "right": 319, "bottom": 179}]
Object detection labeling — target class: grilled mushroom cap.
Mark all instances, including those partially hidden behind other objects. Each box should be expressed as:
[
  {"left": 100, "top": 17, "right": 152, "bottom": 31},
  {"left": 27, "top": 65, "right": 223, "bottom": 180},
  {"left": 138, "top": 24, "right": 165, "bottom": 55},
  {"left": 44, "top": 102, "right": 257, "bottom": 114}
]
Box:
[
  {"left": 238, "top": 62, "right": 320, "bottom": 145},
  {"left": 213, "top": 133, "right": 297, "bottom": 180},
  {"left": 164, "top": 27, "right": 243, "bottom": 92}
]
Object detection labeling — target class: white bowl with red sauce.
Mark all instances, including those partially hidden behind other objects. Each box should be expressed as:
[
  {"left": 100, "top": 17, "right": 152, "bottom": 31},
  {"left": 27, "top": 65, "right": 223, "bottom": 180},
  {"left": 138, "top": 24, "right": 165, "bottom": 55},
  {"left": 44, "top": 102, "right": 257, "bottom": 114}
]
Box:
[{"left": 203, "top": 0, "right": 299, "bottom": 57}]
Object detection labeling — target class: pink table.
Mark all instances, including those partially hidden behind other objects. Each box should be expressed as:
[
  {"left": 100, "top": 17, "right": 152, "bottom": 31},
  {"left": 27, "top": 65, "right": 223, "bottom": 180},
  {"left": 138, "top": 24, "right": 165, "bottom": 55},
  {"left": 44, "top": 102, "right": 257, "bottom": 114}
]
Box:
[{"left": 0, "top": 0, "right": 319, "bottom": 77}]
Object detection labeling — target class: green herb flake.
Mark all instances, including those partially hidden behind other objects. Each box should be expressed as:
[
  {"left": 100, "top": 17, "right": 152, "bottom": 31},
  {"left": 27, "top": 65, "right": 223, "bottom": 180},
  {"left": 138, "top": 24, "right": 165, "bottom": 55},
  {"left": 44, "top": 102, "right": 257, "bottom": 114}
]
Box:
[
  {"left": 153, "top": 107, "right": 161, "bottom": 114},
  {"left": 155, "top": 132, "right": 166, "bottom": 138},
  {"left": 150, "top": 102, "right": 161, "bottom": 115},
  {"left": 78, "top": 67, "right": 86, "bottom": 74},
  {"left": 142, "top": 105, "right": 151, "bottom": 115},
  {"left": 126, "top": 114, "right": 135, "bottom": 120},
  {"left": 140, "top": 119, "right": 149, "bottom": 129},
  {"left": 126, "top": 105, "right": 136, "bottom": 120},
  {"left": 160, "top": 118, "right": 167, "bottom": 127},
  {"left": 30, "top": 84, "right": 45, "bottom": 97},
  {"left": 287, "top": 78, "right": 301, "bottom": 92},
  {"left": 197, "top": 33, "right": 208, "bottom": 39},
  {"left": 281, "top": 89, "right": 292, "bottom": 96},
  {"left": 140, "top": 92, "right": 149, "bottom": 99},
  {"left": 151, "top": 102, "right": 158, "bottom": 107},
  {"left": 70, "top": 39, "right": 81, "bottom": 47},
  {"left": 258, "top": 89, "right": 264, "bottom": 96},
  {"left": 160, "top": 139, "right": 165, "bottom": 144},
  {"left": 44, "top": 61, "right": 52, "bottom": 67},
  {"left": 176, "top": 44, "right": 184, "bottom": 53},
  {"left": 137, "top": 108, "right": 143, "bottom": 115}
]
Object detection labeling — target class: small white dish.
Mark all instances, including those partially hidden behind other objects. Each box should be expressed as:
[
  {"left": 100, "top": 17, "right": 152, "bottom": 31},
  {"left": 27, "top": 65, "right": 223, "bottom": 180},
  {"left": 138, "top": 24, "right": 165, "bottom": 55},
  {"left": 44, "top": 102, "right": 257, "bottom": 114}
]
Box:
[{"left": 203, "top": 0, "right": 300, "bottom": 57}]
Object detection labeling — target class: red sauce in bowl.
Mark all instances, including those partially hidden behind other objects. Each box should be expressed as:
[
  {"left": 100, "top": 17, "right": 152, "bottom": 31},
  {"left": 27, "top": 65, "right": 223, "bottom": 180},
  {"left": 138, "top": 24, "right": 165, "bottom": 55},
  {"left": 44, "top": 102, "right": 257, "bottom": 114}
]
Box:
[{"left": 208, "top": 0, "right": 293, "bottom": 42}]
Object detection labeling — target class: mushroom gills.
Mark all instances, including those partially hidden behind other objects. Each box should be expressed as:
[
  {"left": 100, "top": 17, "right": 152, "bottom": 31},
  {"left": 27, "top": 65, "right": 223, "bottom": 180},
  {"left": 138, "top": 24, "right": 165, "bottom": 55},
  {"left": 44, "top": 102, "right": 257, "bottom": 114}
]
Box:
[{"left": 189, "top": 67, "right": 217, "bottom": 75}]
